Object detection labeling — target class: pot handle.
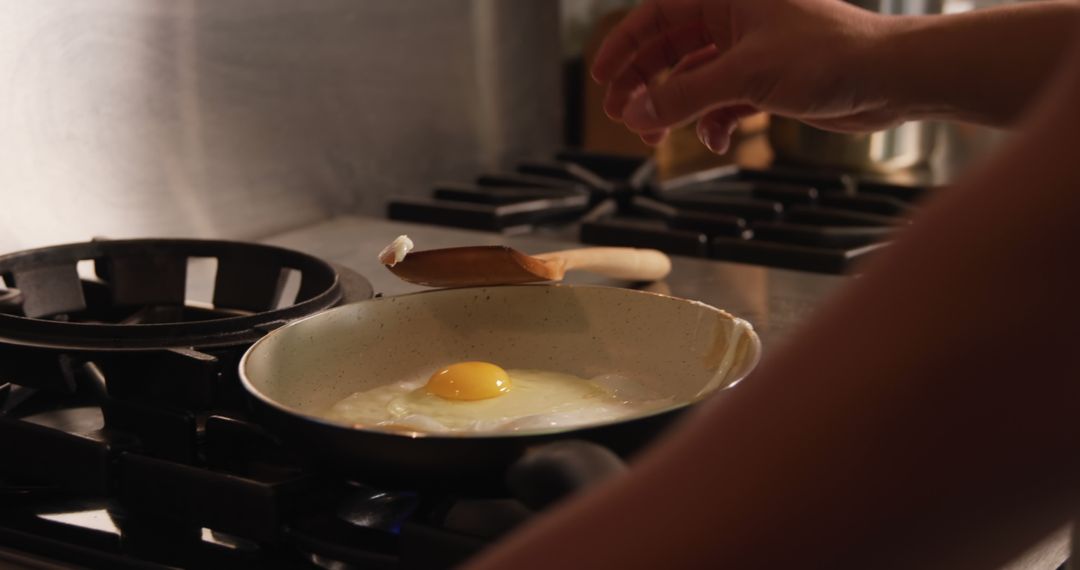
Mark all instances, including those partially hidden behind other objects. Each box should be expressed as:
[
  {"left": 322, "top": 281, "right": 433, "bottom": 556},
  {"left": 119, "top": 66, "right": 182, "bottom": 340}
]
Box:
[{"left": 506, "top": 440, "right": 626, "bottom": 511}]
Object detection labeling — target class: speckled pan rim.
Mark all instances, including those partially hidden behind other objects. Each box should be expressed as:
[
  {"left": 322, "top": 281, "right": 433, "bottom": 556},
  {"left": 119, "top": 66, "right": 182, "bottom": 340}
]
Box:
[{"left": 238, "top": 284, "right": 761, "bottom": 440}]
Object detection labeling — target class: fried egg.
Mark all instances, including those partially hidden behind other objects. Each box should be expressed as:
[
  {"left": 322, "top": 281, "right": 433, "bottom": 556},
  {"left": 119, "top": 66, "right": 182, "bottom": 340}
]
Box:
[{"left": 323, "top": 361, "right": 673, "bottom": 434}]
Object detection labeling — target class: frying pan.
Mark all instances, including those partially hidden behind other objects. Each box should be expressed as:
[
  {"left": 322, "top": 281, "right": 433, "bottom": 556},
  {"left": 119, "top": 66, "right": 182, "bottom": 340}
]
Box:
[{"left": 239, "top": 284, "right": 760, "bottom": 492}]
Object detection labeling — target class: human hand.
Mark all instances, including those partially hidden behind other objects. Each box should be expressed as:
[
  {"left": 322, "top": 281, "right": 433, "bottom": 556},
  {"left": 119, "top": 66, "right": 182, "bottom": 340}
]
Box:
[{"left": 592, "top": 0, "right": 906, "bottom": 154}]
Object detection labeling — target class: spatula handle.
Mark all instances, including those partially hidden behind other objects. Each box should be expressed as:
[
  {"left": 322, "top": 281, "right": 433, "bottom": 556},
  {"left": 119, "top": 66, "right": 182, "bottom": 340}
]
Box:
[{"left": 534, "top": 247, "right": 672, "bottom": 282}]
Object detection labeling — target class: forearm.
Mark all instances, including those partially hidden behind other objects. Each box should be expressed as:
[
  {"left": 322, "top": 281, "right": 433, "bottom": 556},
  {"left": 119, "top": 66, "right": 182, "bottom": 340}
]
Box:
[
  {"left": 877, "top": 0, "right": 1080, "bottom": 127},
  {"left": 469, "top": 33, "right": 1080, "bottom": 570}
]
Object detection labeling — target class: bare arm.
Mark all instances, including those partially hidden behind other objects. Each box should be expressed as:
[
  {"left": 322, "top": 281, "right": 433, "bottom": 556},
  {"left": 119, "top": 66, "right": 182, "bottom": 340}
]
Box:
[
  {"left": 882, "top": 1, "right": 1080, "bottom": 127},
  {"left": 468, "top": 25, "right": 1080, "bottom": 570},
  {"left": 592, "top": 0, "right": 1080, "bottom": 153}
]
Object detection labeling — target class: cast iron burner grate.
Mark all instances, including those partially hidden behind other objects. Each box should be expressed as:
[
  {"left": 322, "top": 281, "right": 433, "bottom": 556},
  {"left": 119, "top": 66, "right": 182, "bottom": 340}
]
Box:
[
  {"left": 387, "top": 149, "right": 931, "bottom": 274},
  {"left": 0, "top": 378, "right": 619, "bottom": 569},
  {"left": 0, "top": 238, "right": 375, "bottom": 499},
  {"left": 0, "top": 238, "right": 374, "bottom": 350}
]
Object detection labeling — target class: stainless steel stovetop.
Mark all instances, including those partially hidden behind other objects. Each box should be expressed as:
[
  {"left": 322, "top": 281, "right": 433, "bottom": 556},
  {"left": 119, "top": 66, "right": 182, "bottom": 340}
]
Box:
[{"left": 262, "top": 215, "right": 842, "bottom": 348}]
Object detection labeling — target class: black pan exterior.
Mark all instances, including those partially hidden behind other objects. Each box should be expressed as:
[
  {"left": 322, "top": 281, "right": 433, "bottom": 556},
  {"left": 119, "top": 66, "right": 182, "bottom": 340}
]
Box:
[{"left": 245, "top": 389, "right": 685, "bottom": 493}]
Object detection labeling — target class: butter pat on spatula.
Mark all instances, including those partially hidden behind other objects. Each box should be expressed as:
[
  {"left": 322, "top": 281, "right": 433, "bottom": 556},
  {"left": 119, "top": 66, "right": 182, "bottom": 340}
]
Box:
[{"left": 378, "top": 235, "right": 671, "bottom": 288}]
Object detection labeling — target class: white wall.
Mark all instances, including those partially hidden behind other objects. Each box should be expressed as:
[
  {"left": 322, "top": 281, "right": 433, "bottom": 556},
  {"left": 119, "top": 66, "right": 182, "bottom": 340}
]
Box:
[{"left": 0, "top": 1, "right": 561, "bottom": 252}]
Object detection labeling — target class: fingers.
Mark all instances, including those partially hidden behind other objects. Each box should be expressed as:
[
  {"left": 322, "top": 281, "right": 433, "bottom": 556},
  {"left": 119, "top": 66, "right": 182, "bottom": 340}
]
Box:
[
  {"left": 696, "top": 105, "right": 759, "bottom": 154},
  {"left": 801, "top": 108, "right": 902, "bottom": 133},
  {"left": 670, "top": 44, "right": 720, "bottom": 75},
  {"left": 602, "top": 27, "right": 715, "bottom": 120},
  {"left": 605, "top": 44, "right": 721, "bottom": 121},
  {"left": 640, "top": 130, "right": 669, "bottom": 146},
  {"left": 591, "top": 0, "right": 706, "bottom": 83},
  {"left": 637, "top": 105, "right": 757, "bottom": 153},
  {"left": 617, "top": 46, "right": 719, "bottom": 148},
  {"left": 622, "top": 53, "right": 751, "bottom": 132},
  {"left": 593, "top": 1, "right": 746, "bottom": 149}
]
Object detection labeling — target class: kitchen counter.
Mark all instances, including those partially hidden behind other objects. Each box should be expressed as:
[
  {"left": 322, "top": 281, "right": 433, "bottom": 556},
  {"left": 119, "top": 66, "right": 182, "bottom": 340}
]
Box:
[{"left": 260, "top": 214, "right": 1069, "bottom": 570}]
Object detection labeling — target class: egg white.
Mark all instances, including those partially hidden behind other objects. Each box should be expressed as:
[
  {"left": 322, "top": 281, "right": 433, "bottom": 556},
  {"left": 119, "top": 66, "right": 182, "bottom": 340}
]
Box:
[{"left": 323, "top": 369, "right": 674, "bottom": 434}]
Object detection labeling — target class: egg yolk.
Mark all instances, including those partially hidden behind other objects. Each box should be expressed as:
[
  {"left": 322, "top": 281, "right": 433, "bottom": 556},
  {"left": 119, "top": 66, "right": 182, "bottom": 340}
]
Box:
[{"left": 425, "top": 362, "right": 511, "bottom": 401}]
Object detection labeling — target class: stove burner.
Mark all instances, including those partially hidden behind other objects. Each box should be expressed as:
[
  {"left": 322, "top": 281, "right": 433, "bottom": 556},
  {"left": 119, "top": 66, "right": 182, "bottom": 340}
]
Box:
[
  {"left": 388, "top": 149, "right": 931, "bottom": 274},
  {"left": 0, "top": 239, "right": 373, "bottom": 350},
  {"left": 0, "top": 239, "right": 373, "bottom": 495},
  {"left": 0, "top": 239, "right": 577, "bottom": 569},
  {"left": 335, "top": 485, "right": 419, "bottom": 531}
]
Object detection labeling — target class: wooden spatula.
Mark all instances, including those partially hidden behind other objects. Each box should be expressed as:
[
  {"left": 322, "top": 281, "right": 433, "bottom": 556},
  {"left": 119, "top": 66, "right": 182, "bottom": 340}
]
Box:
[{"left": 384, "top": 245, "right": 671, "bottom": 288}]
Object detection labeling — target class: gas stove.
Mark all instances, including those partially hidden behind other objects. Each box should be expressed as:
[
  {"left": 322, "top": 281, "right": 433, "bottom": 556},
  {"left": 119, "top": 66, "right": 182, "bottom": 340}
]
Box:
[
  {"left": 0, "top": 189, "right": 1068, "bottom": 570},
  {"left": 0, "top": 238, "right": 630, "bottom": 569},
  {"left": 387, "top": 149, "right": 929, "bottom": 274}
]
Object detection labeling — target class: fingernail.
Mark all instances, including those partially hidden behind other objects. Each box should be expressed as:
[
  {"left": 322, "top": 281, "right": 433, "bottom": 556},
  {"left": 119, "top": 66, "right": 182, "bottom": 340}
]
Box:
[
  {"left": 640, "top": 131, "right": 665, "bottom": 146},
  {"left": 603, "top": 93, "right": 624, "bottom": 121},
  {"left": 696, "top": 122, "right": 729, "bottom": 155},
  {"left": 696, "top": 121, "right": 718, "bottom": 153},
  {"left": 622, "top": 91, "right": 658, "bottom": 129}
]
